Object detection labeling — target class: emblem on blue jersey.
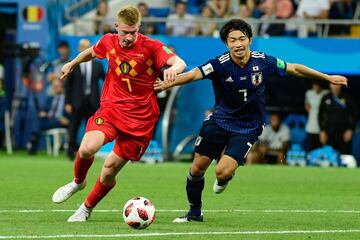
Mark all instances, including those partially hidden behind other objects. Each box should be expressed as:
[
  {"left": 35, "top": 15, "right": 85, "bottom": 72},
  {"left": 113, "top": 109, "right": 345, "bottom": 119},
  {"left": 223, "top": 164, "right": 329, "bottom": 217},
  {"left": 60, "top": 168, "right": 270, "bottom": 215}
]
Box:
[
  {"left": 251, "top": 72, "right": 263, "bottom": 86},
  {"left": 225, "top": 76, "right": 234, "bottom": 82},
  {"left": 276, "top": 58, "right": 286, "bottom": 69},
  {"left": 252, "top": 66, "right": 259, "bottom": 71},
  {"left": 202, "top": 63, "right": 214, "bottom": 76},
  {"left": 195, "top": 136, "right": 203, "bottom": 146}
]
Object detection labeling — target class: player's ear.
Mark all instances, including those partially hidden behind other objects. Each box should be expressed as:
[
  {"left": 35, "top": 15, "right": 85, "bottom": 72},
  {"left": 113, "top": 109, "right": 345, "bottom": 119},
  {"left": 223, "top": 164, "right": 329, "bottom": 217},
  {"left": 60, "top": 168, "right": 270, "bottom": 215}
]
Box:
[{"left": 249, "top": 37, "right": 252, "bottom": 45}]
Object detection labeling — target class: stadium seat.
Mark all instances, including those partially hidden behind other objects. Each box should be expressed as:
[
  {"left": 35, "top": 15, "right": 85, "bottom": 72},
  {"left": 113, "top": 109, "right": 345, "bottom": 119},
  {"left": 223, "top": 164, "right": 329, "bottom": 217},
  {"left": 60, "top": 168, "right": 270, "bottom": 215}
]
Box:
[
  {"left": 307, "top": 145, "right": 340, "bottom": 167},
  {"left": 43, "top": 128, "right": 67, "bottom": 157},
  {"left": 286, "top": 144, "right": 306, "bottom": 166},
  {"left": 284, "top": 114, "right": 307, "bottom": 146},
  {"left": 148, "top": 8, "right": 170, "bottom": 17}
]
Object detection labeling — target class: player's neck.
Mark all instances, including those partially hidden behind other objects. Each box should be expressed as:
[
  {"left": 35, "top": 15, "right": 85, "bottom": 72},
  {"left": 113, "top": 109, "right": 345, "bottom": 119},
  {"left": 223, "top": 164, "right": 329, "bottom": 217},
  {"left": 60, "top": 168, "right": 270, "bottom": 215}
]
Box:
[{"left": 231, "top": 51, "right": 250, "bottom": 67}]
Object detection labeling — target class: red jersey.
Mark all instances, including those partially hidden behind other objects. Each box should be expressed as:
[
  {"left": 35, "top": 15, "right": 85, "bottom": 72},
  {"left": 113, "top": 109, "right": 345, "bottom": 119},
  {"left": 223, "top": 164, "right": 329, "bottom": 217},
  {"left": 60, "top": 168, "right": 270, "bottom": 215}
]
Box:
[{"left": 93, "top": 33, "right": 175, "bottom": 123}]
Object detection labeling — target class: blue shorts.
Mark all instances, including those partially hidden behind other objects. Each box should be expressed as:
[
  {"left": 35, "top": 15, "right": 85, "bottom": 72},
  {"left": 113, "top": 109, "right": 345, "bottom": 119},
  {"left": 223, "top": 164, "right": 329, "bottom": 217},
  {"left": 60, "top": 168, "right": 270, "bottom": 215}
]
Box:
[{"left": 194, "top": 117, "right": 259, "bottom": 165}]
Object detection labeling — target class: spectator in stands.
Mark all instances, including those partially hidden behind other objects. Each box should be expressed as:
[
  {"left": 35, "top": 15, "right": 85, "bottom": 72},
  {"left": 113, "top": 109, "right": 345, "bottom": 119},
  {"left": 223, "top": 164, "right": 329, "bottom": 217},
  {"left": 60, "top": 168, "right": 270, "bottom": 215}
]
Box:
[
  {"left": 47, "top": 41, "right": 71, "bottom": 97},
  {"left": 329, "top": 0, "right": 357, "bottom": 36},
  {"left": 65, "top": 39, "right": 105, "bottom": 160},
  {"left": 304, "top": 80, "right": 329, "bottom": 152},
  {"left": 258, "top": 0, "right": 286, "bottom": 36},
  {"left": 166, "top": 1, "right": 196, "bottom": 36},
  {"left": 27, "top": 79, "right": 69, "bottom": 155},
  {"left": 208, "top": 0, "right": 232, "bottom": 18},
  {"left": 318, "top": 83, "right": 357, "bottom": 154},
  {"left": 235, "top": 0, "right": 255, "bottom": 18},
  {"left": 275, "top": 0, "right": 294, "bottom": 19},
  {"left": 138, "top": 2, "right": 156, "bottom": 35},
  {"left": 194, "top": 4, "right": 217, "bottom": 36},
  {"left": 296, "top": 0, "right": 330, "bottom": 37},
  {"left": 247, "top": 113, "right": 290, "bottom": 164},
  {"left": 93, "top": 0, "right": 113, "bottom": 35}
]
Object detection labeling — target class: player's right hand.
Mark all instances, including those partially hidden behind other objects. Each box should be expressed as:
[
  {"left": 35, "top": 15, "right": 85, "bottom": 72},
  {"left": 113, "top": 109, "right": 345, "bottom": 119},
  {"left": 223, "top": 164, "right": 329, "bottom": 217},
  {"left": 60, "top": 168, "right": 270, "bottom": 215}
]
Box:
[
  {"left": 327, "top": 75, "right": 348, "bottom": 87},
  {"left": 154, "top": 79, "right": 170, "bottom": 92},
  {"left": 60, "top": 62, "right": 74, "bottom": 80}
]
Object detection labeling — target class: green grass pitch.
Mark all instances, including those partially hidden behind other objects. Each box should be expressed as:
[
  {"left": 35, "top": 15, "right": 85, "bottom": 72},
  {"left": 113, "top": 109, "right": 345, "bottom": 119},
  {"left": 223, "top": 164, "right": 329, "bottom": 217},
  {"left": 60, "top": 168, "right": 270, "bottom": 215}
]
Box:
[{"left": 1, "top": 151, "right": 360, "bottom": 239}]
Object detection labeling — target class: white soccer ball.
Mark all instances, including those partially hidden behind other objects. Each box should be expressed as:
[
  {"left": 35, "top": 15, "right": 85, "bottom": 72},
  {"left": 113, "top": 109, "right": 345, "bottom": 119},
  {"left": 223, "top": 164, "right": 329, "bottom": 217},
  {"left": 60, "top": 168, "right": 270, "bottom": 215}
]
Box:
[{"left": 122, "top": 197, "right": 155, "bottom": 229}]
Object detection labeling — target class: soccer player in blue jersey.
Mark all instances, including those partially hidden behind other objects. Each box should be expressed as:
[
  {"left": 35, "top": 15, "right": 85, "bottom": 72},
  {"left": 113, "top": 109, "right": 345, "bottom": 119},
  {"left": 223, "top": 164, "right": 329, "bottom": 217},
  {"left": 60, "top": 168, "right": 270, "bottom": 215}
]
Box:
[{"left": 154, "top": 19, "right": 348, "bottom": 223}]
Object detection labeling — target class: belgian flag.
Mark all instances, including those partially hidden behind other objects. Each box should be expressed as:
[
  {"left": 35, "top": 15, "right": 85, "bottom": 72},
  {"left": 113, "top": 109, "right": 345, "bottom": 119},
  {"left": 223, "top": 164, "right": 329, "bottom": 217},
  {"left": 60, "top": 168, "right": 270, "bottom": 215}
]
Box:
[{"left": 22, "top": 6, "right": 44, "bottom": 23}]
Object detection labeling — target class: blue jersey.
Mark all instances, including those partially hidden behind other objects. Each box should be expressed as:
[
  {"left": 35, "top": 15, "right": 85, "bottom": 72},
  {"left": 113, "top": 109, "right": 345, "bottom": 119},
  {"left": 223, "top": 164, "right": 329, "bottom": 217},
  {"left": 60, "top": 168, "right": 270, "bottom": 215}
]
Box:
[{"left": 198, "top": 51, "right": 287, "bottom": 135}]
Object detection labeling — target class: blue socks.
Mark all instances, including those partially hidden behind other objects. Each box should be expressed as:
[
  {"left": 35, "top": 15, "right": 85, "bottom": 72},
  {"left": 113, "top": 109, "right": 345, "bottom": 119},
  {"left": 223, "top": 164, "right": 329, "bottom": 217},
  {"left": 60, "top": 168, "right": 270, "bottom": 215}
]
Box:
[{"left": 186, "top": 171, "right": 204, "bottom": 216}]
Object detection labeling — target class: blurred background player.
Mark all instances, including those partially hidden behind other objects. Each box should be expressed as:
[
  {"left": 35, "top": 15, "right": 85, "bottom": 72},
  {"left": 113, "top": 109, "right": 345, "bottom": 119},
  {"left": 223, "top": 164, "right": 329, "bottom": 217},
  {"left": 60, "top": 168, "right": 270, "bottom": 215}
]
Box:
[
  {"left": 319, "top": 83, "right": 357, "bottom": 154},
  {"left": 137, "top": 2, "right": 156, "bottom": 35},
  {"left": 52, "top": 5, "right": 186, "bottom": 222},
  {"left": 65, "top": 39, "right": 105, "bottom": 160},
  {"left": 93, "top": 0, "right": 113, "bottom": 35},
  {"left": 304, "top": 80, "right": 328, "bottom": 152},
  {"left": 46, "top": 41, "right": 70, "bottom": 97},
  {"left": 166, "top": 0, "right": 196, "bottom": 36},
  {"left": 27, "top": 79, "right": 69, "bottom": 154},
  {"left": 247, "top": 112, "right": 290, "bottom": 164},
  {"left": 154, "top": 18, "right": 348, "bottom": 223}
]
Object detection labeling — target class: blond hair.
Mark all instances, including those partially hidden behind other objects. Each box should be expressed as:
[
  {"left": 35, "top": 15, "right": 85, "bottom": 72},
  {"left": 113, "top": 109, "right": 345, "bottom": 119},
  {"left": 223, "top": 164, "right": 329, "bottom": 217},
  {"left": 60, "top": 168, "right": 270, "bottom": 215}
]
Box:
[{"left": 117, "top": 5, "right": 141, "bottom": 25}]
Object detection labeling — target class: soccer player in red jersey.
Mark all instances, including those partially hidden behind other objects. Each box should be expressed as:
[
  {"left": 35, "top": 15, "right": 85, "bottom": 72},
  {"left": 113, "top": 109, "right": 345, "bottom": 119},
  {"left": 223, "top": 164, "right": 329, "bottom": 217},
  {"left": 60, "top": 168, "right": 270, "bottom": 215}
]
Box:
[{"left": 52, "top": 5, "right": 186, "bottom": 222}]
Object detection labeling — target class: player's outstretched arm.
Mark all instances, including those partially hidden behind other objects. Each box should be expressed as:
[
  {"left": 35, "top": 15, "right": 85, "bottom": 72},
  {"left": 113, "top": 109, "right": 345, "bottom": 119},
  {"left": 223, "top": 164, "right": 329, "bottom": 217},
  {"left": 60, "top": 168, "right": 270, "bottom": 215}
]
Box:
[
  {"left": 154, "top": 67, "right": 203, "bottom": 92},
  {"left": 60, "top": 47, "right": 96, "bottom": 80},
  {"left": 286, "top": 63, "right": 348, "bottom": 86}
]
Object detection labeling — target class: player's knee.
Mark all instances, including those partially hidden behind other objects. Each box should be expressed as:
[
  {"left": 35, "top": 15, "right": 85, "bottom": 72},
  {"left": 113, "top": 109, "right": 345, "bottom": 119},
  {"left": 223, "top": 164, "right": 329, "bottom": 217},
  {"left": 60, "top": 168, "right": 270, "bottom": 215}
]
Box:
[
  {"left": 191, "top": 164, "right": 207, "bottom": 176},
  {"left": 79, "top": 142, "right": 100, "bottom": 158}
]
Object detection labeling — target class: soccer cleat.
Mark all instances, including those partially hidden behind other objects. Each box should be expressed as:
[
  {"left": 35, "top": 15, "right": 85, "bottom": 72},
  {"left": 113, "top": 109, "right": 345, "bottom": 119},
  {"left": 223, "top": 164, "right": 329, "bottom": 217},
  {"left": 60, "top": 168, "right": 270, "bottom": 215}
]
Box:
[
  {"left": 213, "top": 179, "right": 228, "bottom": 194},
  {"left": 67, "top": 203, "right": 92, "bottom": 222},
  {"left": 173, "top": 212, "right": 203, "bottom": 223},
  {"left": 52, "top": 180, "right": 86, "bottom": 204}
]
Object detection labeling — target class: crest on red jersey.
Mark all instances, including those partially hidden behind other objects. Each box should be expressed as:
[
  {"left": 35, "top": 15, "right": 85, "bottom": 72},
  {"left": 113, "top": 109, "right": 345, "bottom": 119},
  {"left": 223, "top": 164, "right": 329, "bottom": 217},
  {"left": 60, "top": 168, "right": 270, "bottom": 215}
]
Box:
[
  {"left": 120, "top": 62, "right": 131, "bottom": 75},
  {"left": 95, "top": 117, "right": 104, "bottom": 125}
]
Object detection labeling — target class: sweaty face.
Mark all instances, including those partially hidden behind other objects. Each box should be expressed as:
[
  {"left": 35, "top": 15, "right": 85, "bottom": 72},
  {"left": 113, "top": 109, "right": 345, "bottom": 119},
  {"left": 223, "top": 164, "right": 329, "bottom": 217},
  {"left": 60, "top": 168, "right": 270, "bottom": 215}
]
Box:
[
  {"left": 116, "top": 22, "right": 139, "bottom": 49},
  {"left": 226, "top": 30, "right": 251, "bottom": 59}
]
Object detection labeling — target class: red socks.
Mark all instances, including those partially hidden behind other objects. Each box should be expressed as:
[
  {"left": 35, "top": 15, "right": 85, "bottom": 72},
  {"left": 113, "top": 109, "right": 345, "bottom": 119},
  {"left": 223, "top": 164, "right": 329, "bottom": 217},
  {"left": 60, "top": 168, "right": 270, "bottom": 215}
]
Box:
[
  {"left": 85, "top": 178, "right": 116, "bottom": 208},
  {"left": 74, "top": 152, "right": 94, "bottom": 184}
]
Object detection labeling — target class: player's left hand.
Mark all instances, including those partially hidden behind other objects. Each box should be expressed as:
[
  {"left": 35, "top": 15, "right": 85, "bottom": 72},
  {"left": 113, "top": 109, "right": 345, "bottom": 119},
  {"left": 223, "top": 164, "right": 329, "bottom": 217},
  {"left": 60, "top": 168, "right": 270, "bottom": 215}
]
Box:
[
  {"left": 327, "top": 75, "right": 348, "bottom": 86},
  {"left": 154, "top": 79, "right": 170, "bottom": 92},
  {"left": 163, "top": 68, "right": 177, "bottom": 82}
]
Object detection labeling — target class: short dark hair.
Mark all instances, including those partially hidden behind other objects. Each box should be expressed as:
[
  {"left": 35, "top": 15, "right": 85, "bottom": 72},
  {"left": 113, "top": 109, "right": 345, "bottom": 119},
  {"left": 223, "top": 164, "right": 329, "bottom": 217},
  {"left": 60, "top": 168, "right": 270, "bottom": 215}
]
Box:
[
  {"left": 220, "top": 19, "right": 253, "bottom": 43},
  {"left": 57, "top": 40, "right": 70, "bottom": 49},
  {"left": 137, "top": 2, "right": 147, "bottom": 8},
  {"left": 176, "top": 0, "right": 187, "bottom": 6}
]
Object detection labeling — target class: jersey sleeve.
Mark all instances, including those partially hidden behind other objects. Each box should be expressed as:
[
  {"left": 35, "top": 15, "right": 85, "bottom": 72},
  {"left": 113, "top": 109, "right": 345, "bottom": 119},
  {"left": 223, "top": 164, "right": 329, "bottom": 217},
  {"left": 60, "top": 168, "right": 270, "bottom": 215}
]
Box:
[
  {"left": 265, "top": 54, "right": 287, "bottom": 77},
  {"left": 93, "top": 34, "right": 112, "bottom": 59},
  {"left": 151, "top": 40, "right": 176, "bottom": 68},
  {"left": 197, "top": 58, "right": 221, "bottom": 80}
]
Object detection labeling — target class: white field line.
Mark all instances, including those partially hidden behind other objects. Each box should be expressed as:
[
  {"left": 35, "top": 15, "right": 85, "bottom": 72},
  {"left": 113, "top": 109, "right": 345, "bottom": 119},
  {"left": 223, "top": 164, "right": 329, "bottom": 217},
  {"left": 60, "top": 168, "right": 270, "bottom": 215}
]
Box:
[
  {"left": 1, "top": 230, "right": 360, "bottom": 239},
  {"left": 1, "top": 209, "right": 360, "bottom": 213}
]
